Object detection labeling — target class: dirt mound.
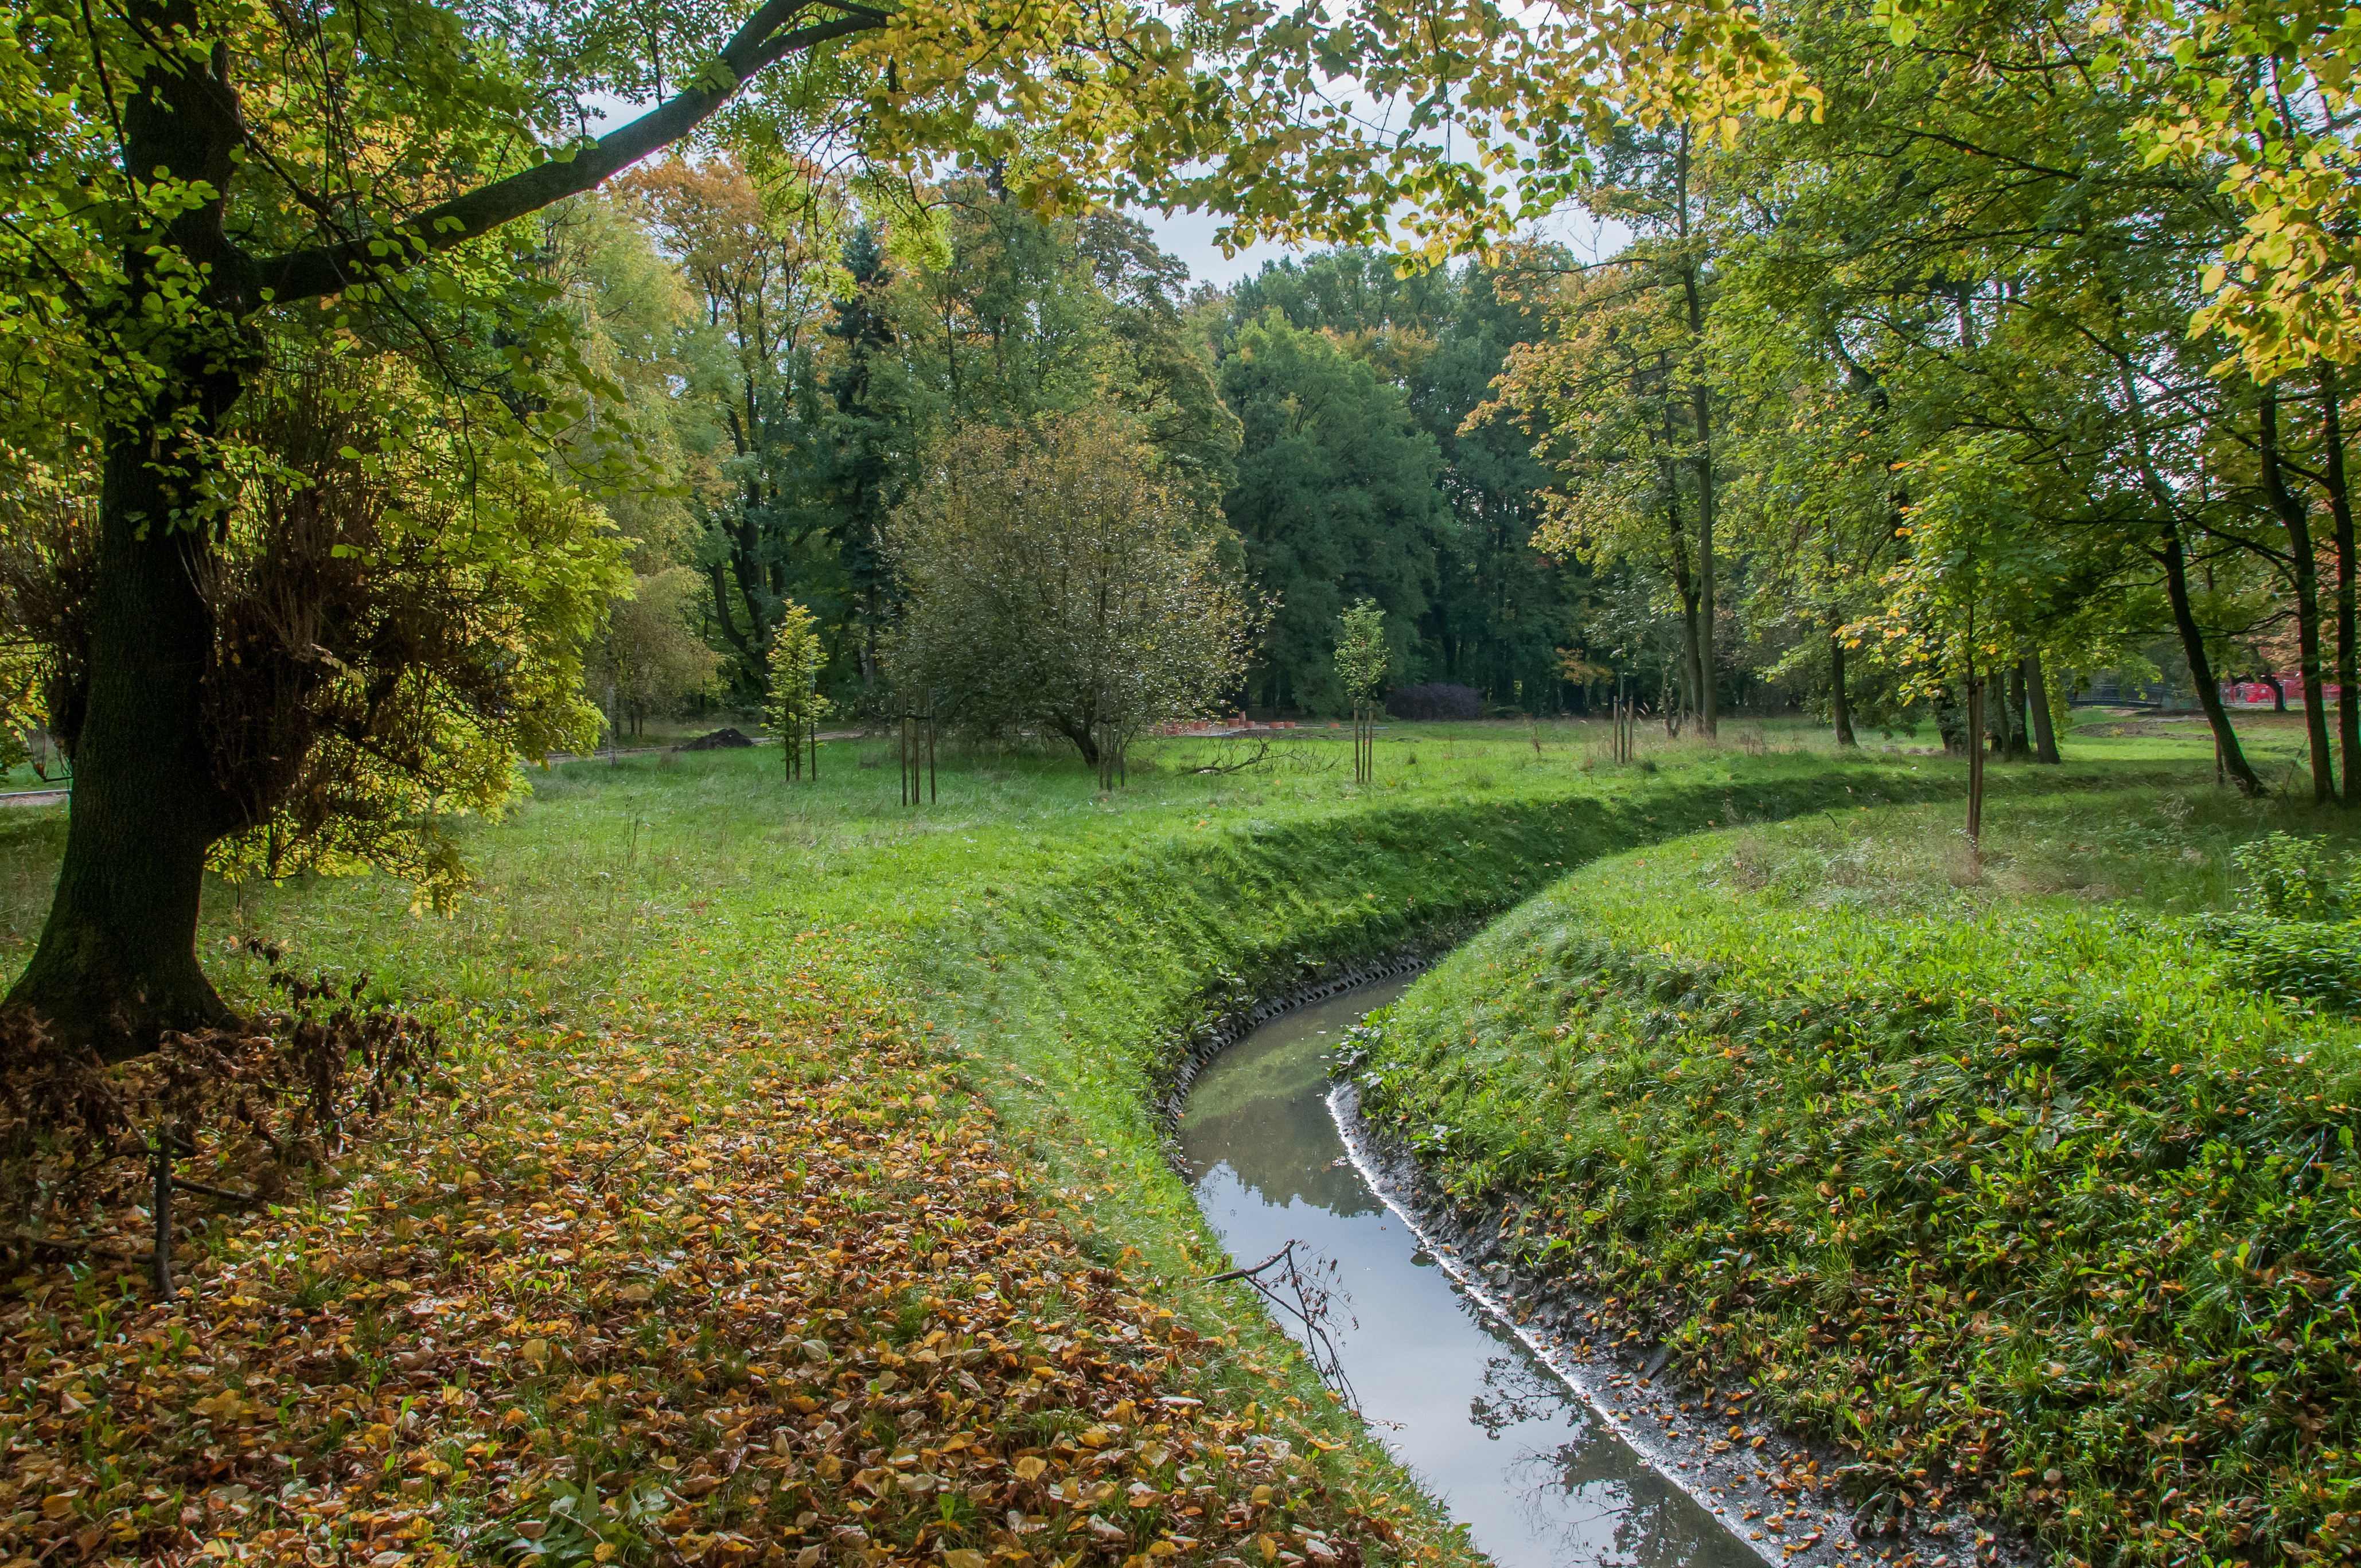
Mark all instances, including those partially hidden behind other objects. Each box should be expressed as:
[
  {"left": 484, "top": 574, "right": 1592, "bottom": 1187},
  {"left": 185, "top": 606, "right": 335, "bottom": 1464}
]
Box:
[{"left": 675, "top": 726, "right": 757, "bottom": 751}]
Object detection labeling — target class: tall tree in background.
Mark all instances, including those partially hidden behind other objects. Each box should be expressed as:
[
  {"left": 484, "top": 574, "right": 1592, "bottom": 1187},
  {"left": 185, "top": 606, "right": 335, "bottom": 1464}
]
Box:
[
  {"left": 1412, "top": 268, "right": 1564, "bottom": 711},
  {"left": 1561, "top": 122, "right": 1730, "bottom": 736},
  {"left": 1219, "top": 313, "right": 1453, "bottom": 712},
  {"left": 1491, "top": 263, "right": 1720, "bottom": 730},
  {"left": 622, "top": 156, "right": 841, "bottom": 687},
  {"left": 824, "top": 225, "right": 905, "bottom": 698},
  {"left": 1210, "top": 249, "right": 1567, "bottom": 714}
]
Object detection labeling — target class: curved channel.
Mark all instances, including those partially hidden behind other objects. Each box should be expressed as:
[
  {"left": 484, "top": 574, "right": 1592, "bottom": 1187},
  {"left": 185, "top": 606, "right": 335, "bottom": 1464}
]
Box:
[{"left": 1176, "top": 980, "right": 1762, "bottom": 1568}]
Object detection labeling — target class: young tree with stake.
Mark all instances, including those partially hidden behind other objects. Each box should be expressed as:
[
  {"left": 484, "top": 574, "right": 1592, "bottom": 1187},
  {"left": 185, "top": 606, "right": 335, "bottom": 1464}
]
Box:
[
  {"left": 1334, "top": 599, "right": 1389, "bottom": 785},
  {"left": 765, "top": 603, "right": 833, "bottom": 781}
]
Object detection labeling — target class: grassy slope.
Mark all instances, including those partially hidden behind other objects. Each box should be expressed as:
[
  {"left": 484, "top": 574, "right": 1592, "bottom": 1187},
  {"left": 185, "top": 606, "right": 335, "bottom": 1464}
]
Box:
[
  {"left": 1350, "top": 780, "right": 2361, "bottom": 1568},
  {"left": 0, "top": 715, "right": 2220, "bottom": 1566}
]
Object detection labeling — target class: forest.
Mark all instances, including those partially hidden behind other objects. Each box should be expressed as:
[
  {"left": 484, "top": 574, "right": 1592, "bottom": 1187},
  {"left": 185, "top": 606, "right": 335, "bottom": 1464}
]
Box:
[{"left": 220, "top": 29, "right": 2359, "bottom": 812}]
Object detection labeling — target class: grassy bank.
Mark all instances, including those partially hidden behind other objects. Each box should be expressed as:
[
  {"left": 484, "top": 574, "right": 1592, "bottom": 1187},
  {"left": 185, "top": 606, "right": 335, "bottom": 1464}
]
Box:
[
  {"left": 1347, "top": 786, "right": 2361, "bottom": 1568},
  {"left": 0, "top": 723, "right": 2214, "bottom": 1566}
]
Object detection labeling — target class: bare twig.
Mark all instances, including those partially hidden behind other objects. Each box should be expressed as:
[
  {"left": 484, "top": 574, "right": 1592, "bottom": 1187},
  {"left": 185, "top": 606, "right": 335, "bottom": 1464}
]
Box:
[
  {"left": 1194, "top": 738, "right": 1273, "bottom": 775},
  {"left": 169, "top": 1176, "right": 263, "bottom": 1207},
  {"left": 1208, "top": 1248, "right": 1291, "bottom": 1283},
  {"left": 1206, "top": 1240, "right": 1361, "bottom": 1411}
]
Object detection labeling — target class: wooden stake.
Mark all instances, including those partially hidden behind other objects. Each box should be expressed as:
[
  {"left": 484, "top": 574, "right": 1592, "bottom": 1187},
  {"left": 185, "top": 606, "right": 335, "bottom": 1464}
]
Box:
[{"left": 151, "top": 1132, "right": 174, "bottom": 1302}]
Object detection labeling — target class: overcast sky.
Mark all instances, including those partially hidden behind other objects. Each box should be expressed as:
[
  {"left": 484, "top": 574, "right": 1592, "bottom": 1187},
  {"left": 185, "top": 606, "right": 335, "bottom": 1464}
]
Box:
[
  {"left": 1138, "top": 203, "right": 1634, "bottom": 292},
  {"left": 1137, "top": 207, "right": 1306, "bottom": 290}
]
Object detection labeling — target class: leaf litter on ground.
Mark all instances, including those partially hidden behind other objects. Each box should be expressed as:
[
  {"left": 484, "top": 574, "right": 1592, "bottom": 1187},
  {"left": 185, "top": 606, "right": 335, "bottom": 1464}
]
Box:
[{"left": 0, "top": 943, "right": 1452, "bottom": 1568}]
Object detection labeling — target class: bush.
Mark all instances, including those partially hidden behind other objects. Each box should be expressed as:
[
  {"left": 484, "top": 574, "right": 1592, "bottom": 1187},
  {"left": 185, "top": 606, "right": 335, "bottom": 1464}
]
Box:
[
  {"left": 0, "top": 942, "right": 443, "bottom": 1266},
  {"left": 1385, "top": 682, "right": 1480, "bottom": 721},
  {"left": 2231, "top": 829, "right": 2354, "bottom": 918}
]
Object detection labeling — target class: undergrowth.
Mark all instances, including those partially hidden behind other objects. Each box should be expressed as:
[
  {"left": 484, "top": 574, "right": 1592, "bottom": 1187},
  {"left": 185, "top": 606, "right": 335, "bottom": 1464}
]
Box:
[{"left": 1347, "top": 787, "right": 2361, "bottom": 1568}]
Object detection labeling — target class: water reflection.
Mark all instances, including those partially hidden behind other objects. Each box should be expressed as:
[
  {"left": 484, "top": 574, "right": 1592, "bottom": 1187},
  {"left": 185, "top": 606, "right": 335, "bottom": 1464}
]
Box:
[{"left": 1177, "top": 984, "right": 1756, "bottom": 1568}]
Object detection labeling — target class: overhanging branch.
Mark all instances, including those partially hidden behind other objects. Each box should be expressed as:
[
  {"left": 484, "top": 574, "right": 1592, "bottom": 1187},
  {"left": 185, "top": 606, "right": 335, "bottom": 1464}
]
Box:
[{"left": 256, "top": 1, "right": 881, "bottom": 305}]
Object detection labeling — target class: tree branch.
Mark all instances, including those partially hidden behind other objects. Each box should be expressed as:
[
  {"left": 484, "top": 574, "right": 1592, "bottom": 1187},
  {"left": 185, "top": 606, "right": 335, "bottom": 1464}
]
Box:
[{"left": 256, "top": 1, "right": 878, "bottom": 305}]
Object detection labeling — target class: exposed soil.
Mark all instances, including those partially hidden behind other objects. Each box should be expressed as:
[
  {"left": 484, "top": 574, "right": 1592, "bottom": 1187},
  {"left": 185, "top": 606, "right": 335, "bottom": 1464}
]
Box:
[{"left": 676, "top": 727, "right": 759, "bottom": 751}]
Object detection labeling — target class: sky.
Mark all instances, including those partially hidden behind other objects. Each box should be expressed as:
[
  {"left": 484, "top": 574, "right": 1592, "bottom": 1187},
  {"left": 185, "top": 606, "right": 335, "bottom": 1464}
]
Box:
[
  {"left": 1139, "top": 202, "right": 1635, "bottom": 292},
  {"left": 1137, "top": 207, "right": 1307, "bottom": 290}
]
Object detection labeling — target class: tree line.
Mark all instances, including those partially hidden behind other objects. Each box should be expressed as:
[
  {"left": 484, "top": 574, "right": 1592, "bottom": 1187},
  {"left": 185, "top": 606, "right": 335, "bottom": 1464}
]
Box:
[{"left": 553, "top": 171, "right": 1575, "bottom": 731}]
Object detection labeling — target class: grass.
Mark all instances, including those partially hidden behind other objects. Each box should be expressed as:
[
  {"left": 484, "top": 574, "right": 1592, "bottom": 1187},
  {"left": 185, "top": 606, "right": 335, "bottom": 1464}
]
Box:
[
  {"left": 1345, "top": 782, "right": 2361, "bottom": 1568},
  {"left": 0, "top": 715, "right": 2246, "bottom": 1567}
]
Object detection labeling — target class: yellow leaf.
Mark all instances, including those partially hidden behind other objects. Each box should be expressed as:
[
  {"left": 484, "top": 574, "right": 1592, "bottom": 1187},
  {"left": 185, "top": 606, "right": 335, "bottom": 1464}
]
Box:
[
  {"left": 1015, "top": 1456, "right": 1049, "bottom": 1481},
  {"left": 946, "top": 1553, "right": 988, "bottom": 1568},
  {"left": 523, "top": 1339, "right": 548, "bottom": 1366}
]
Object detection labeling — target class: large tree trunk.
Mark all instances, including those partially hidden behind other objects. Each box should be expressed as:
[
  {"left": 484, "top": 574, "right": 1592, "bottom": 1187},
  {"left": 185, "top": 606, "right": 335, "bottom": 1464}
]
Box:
[
  {"left": 7, "top": 417, "right": 241, "bottom": 1057},
  {"left": 2261, "top": 391, "right": 2336, "bottom": 804},
  {"left": 6, "top": 9, "right": 249, "bottom": 1056},
  {"left": 2024, "top": 652, "right": 2061, "bottom": 763},
  {"left": 2159, "top": 521, "right": 2264, "bottom": 795}
]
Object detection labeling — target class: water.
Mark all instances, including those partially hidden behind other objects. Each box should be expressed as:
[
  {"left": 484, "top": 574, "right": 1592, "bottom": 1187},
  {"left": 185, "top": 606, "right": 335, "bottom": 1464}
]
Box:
[{"left": 1177, "top": 982, "right": 1759, "bottom": 1568}]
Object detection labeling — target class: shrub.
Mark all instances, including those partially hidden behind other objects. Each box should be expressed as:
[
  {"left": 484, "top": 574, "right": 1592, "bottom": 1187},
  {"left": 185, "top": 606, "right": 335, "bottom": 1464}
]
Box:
[
  {"left": 0, "top": 942, "right": 443, "bottom": 1265},
  {"left": 2232, "top": 829, "right": 2354, "bottom": 918},
  {"left": 1385, "top": 682, "right": 1480, "bottom": 721}
]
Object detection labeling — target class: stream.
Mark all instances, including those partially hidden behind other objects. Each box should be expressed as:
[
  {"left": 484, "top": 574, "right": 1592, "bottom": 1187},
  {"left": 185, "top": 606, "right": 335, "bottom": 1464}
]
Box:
[{"left": 1176, "top": 980, "right": 1762, "bottom": 1568}]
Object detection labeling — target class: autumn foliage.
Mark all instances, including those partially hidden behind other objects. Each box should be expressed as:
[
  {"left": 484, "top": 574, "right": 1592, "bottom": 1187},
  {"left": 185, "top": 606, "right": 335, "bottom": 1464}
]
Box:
[{"left": 0, "top": 953, "right": 1434, "bottom": 1568}]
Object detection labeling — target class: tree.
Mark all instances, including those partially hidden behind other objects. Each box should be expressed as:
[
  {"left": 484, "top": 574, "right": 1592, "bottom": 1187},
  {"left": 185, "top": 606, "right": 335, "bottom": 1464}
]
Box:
[
  {"left": 882, "top": 414, "right": 1261, "bottom": 779},
  {"left": 587, "top": 568, "right": 726, "bottom": 738},
  {"left": 1333, "top": 599, "right": 1388, "bottom": 783},
  {"left": 1218, "top": 313, "right": 1453, "bottom": 713},
  {"left": 621, "top": 155, "right": 841, "bottom": 688},
  {"left": 3, "top": 353, "right": 621, "bottom": 978},
  {"left": 822, "top": 225, "right": 907, "bottom": 701},
  {"left": 763, "top": 601, "right": 834, "bottom": 780},
  {"left": 1490, "top": 263, "right": 1723, "bottom": 732}
]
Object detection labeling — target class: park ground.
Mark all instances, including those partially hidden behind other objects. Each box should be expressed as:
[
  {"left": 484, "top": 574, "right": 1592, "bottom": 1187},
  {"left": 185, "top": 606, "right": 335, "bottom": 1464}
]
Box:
[{"left": 0, "top": 705, "right": 2347, "bottom": 1568}]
